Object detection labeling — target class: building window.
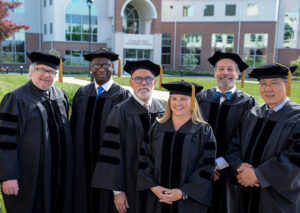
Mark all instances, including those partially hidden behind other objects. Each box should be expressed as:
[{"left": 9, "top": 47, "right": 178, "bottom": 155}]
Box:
[
  {"left": 123, "top": 49, "right": 151, "bottom": 63},
  {"left": 123, "top": 4, "right": 139, "bottom": 34},
  {"left": 211, "top": 34, "right": 234, "bottom": 53},
  {"left": 50, "top": 23, "right": 53, "bottom": 34},
  {"left": 204, "top": 5, "right": 214, "bottom": 16},
  {"left": 65, "top": 49, "right": 90, "bottom": 67},
  {"left": 183, "top": 5, "right": 193, "bottom": 17},
  {"left": 247, "top": 3, "right": 258, "bottom": 16},
  {"left": 225, "top": 4, "right": 236, "bottom": 16},
  {"left": 44, "top": 0, "right": 46, "bottom": 7},
  {"left": 50, "top": 0, "right": 52, "bottom": 6},
  {"left": 162, "top": 33, "right": 172, "bottom": 66},
  {"left": 181, "top": 33, "right": 202, "bottom": 66},
  {"left": 1, "top": 30, "right": 25, "bottom": 64},
  {"left": 283, "top": 12, "right": 297, "bottom": 48},
  {"left": 44, "top": 24, "right": 47, "bottom": 35},
  {"left": 163, "top": 4, "right": 174, "bottom": 17},
  {"left": 243, "top": 33, "right": 268, "bottom": 68},
  {"left": 5, "top": 0, "right": 25, "bottom": 13},
  {"left": 65, "top": 0, "right": 98, "bottom": 42}
]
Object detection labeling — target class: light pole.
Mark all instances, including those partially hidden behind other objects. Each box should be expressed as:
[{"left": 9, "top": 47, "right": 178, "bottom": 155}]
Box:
[{"left": 87, "top": 0, "right": 94, "bottom": 82}]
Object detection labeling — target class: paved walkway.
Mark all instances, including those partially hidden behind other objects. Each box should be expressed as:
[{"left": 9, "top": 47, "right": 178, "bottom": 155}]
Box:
[{"left": 62, "top": 77, "right": 170, "bottom": 101}]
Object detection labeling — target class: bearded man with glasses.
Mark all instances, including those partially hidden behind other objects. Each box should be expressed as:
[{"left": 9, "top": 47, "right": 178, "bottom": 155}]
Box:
[
  {"left": 92, "top": 60, "right": 165, "bottom": 213},
  {"left": 0, "top": 51, "right": 73, "bottom": 213},
  {"left": 70, "top": 48, "right": 131, "bottom": 213}
]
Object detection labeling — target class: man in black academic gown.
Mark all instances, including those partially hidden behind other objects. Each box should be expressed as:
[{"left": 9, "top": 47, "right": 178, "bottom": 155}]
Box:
[
  {"left": 196, "top": 51, "right": 256, "bottom": 213},
  {"left": 0, "top": 51, "right": 73, "bottom": 213},
  {"left": 70, "top": 48, "right": 131, "bottom": 213},
  {"left": 226, "top": 64, "right": 300, "bottom": 213},
  {"left": 92, "top": 60, "right": 165, "bottom": 213}
]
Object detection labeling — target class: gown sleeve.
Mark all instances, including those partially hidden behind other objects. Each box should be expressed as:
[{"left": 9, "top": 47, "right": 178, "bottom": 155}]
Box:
[
  {"left": 0, "top": 93, "right": 20, "bottom": 181},
  {"left": 91, "top": 105, "right": 127, "bottom": 191}
]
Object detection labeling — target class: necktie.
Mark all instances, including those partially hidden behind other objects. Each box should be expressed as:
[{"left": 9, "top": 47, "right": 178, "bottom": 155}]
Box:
[
  {"left": 213, "top": 91, "right": 233, "bottom": 101},
  {"left": 144, "top": 103, "right": 150, "bottom": 111},
  {"left": 266, "top": 109, "right": 275, "bottom": 118},
  {"left": 97, "top": 86, "right": 103, "bottom": 99}
]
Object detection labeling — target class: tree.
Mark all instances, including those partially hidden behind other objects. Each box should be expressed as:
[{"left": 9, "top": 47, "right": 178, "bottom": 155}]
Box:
[
  {"left": 0, "top": 0, "right": 30, "bottom": 42},
  {"left": 290, "top": 56, "right": 300, "bottom": 76},
  {"left": 182, "top": 53, "right": 199, "bottom": 71}
]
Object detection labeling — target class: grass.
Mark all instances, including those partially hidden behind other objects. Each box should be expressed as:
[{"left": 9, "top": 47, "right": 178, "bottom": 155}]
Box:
[{"left": 76, "top": 75, "right": 300, "bottom": 105}]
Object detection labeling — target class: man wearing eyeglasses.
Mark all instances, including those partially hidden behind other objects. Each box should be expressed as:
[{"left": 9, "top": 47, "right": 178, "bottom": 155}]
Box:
[
  {"left": 92, "top": 60, "right": 165, "bottom": 213},
  {"left": 226, "top": 64, "right": 300, "bottom": 213},
  {"left": 196, "top": 51, "right": 256, "bottom": 213},
  {"left": 70, "top": 48, "right": 131, "bottom": 213},
  {"left": 0, "top": 51, "right": 74, "bottom": 213}
]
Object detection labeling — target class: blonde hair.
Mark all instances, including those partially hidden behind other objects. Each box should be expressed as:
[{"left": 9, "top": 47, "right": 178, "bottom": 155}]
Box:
[{"left": 157, "top": 97, "right": 206, "bottom": 124}]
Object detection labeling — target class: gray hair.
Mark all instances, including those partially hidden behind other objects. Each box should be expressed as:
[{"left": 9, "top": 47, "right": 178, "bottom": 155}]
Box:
[{"left": 29, "top": 63, "right": 38, "bottom": 74}]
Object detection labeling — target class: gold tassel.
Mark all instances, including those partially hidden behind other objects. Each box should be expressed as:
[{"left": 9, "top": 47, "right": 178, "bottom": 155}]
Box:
[
  {"left": 159, "top": 65, "right": 163, "bottom": 89},
  {"left": 118, "top": 56, "right": 122, "bottom": 78},
  {"left": 59, "top": 58, "right": 63, "bottom": 83},
  {"left": 287, "top": 69, "right": 292, "bottom": 97},
  {"left": 186, "top": 81, "right": 196, "bottom": 111},
  {"left": 276, "top": 63, "right": 292, "bottom": 96},
  {"left": 191, "top": 84, "right": 195, "bottom": 111},
  {"left": 241, "top": 71, "right": 245, "bottom": 88}
]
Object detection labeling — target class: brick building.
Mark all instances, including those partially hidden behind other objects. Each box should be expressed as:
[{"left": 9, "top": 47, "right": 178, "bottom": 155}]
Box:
[{"left": 1, "top": 0, "right": 300, "bottom": 73}]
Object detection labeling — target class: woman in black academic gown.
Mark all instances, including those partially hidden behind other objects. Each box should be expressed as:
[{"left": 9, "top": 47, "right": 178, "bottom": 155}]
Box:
[{"left": 137, "top": 81, "right": 217, "bottom": 213}]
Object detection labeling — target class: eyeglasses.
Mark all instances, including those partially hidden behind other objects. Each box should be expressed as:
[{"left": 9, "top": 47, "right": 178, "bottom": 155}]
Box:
[
  {"left": 132, "top": 76, "right": 154, "bottom": 84},
  {"left": 259, "top": 82, "right": 282, "bottom": 90},
  {"left": 36, "top": 68, "right": 57, "bottom": 76},
  {"left": 91, "top": 63, "right": 112, "bottom": 70}
]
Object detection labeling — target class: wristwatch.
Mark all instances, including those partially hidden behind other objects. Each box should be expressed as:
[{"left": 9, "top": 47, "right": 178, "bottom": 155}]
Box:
[{"left": 182, "top": 191, "right": 188, "bottom": 200}]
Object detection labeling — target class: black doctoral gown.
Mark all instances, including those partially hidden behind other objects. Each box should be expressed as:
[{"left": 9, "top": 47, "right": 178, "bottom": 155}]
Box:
[
  {"left": 91, "top": 96, "right": 165, "bottom": 213},
  {"left": 226, "top": 100, "right": 300, "bottom": 213},
  {"left": 197, "top": 88, "right": 256, "bottom": 213},
  {"left": 137, "top": 119, "right": 217, "bottom": 213},
  {"left": 70, "top": 82, "right": 130, "bottom": 213},
  {"left": 0, "top": 81, "right": 73, "bottom": 213}
]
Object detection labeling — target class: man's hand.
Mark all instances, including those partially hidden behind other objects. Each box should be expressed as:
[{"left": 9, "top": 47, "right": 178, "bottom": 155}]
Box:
[
  {"left": 163, "top": 189, "right": 182, "bottom": 202},
  {"left": 151, "top": 186, "right": 173, "bottom": 204},
  {"left": 237, "top": 166, "right": 259, "bottom": 187},
  {"left": 114, "top": 192, "right": 129, "bottom": 213},
  {"left": 214, "top": 169, "right": 221, "bottom": 182},
  {"left": 2, "top": 179, "right": 19, "bottom": 196}
]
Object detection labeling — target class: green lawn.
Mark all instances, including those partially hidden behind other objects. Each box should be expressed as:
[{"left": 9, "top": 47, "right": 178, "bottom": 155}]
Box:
[{"left": 76, "top": 75, "right": 300, "bottom": 105}]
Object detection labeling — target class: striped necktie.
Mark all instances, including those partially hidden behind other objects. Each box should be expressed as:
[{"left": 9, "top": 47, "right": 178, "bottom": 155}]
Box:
[{"left": 97, "top": 86, "right": 103, "bottom": 99}]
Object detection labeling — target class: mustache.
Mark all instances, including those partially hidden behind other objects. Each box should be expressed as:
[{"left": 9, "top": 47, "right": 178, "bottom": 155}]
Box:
[
  {"left": 219, "top": 75, "right": 233, "bottom": 80},
  {"left": 137, "top": 86, "right": 151, "bottom": 92}
]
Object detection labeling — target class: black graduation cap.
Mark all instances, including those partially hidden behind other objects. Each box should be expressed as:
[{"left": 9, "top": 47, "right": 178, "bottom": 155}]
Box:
[
  {"left": 83, "top": 48, "right": 119, "bottom": 62},
  {"left": 208, "top": 51, "right": 249, "bottom": 72},
  {"left": 248, "top": 64, "right": 297, "bottom": 79},
  {"left": 162, "top": 80, "right": 203, "bottom": 111},
  {"left": 249, "top": 63, "right": 297, "bottom": 97},
  {"left": 162, "top": 80, "right": 203, "bottom": 96},
  {"left": 123, "top": 60, "right": 161, "bottom": 77},
  {"left": 27, "top": 51, "right": 64, "bottom": 70}
]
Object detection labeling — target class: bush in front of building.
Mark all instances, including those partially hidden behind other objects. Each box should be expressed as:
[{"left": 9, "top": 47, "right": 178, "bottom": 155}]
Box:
[{"left": 291, "top": 56, "right": 300, "bottom": 76}]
